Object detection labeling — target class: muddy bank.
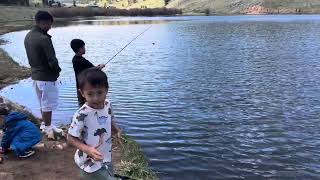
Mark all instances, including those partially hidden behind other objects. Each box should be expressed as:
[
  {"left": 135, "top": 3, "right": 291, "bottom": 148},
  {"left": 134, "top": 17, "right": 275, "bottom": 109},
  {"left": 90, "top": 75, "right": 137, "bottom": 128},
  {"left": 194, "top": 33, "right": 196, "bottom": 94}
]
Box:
[
  {"left": 0, "top": 21, "right": 32, "bottom": 89},
  {"left": 0, "top": 48, "right": 30, "bottom": 89},
  {"left": 0, "top": 6, "right": 38, "bottom": 89}
]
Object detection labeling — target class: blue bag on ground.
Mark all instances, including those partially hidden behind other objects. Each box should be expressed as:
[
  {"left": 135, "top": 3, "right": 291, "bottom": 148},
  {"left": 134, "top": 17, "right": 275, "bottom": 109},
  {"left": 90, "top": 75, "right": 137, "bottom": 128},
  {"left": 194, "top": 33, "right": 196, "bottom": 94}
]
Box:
[{"left": 1, "top": 112, "right": 42, "bottom": 156}]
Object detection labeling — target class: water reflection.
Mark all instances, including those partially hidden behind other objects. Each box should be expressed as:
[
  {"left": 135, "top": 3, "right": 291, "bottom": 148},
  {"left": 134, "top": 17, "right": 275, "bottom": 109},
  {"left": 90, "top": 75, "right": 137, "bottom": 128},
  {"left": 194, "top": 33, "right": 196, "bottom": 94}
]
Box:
[{"left": 55, "top": 18, "right": 172, "bottom": 26}]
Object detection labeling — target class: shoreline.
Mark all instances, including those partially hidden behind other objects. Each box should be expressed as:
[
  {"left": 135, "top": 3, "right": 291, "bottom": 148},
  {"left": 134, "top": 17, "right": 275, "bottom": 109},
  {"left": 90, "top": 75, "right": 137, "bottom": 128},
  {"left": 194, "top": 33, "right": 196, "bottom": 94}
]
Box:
[{"left": 0, "top": 6, "right": 157, "bottom": 180}]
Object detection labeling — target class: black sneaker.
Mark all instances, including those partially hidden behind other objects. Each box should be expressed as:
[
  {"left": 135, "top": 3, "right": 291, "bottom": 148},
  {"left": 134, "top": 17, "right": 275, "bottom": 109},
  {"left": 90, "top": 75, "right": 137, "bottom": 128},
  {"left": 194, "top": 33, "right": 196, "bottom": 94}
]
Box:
[{"left": 19, "top": 149, "right": 35, "bottom": 158}]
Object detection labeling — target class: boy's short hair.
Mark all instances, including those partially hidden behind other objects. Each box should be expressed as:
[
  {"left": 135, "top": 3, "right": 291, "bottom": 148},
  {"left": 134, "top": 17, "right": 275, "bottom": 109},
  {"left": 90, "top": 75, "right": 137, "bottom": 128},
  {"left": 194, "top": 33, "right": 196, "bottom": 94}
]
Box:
[
  {"left": 35, "top": 11, "right": 53, "bottom": 23},
  {"left": 70, "top": 39, "right": 85, "bottom": 53},
  {"left": 78, "top": 67, "right": 109, "bottom": 90}
]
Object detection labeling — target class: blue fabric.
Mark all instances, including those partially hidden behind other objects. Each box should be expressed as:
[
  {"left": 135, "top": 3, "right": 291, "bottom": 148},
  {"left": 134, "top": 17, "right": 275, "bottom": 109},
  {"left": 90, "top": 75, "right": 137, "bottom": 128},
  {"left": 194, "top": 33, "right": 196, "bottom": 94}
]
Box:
[{"left": 1, "top": 112, "right": 42, "bottom": 156}]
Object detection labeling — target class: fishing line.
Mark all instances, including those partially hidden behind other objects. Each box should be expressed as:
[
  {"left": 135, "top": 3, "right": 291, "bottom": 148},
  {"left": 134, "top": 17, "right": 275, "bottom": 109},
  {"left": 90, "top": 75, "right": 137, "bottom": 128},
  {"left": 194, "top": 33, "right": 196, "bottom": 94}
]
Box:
[{"left": 104, "top": 25, "right": 152, "bottom": 65}]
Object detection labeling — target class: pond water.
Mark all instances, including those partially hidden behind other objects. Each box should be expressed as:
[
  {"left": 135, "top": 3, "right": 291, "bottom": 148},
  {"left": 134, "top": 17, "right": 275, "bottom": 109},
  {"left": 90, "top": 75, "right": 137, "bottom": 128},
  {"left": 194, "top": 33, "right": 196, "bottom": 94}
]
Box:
[{"left": 1, "top": 15, "right": 320, "bottom": 179}]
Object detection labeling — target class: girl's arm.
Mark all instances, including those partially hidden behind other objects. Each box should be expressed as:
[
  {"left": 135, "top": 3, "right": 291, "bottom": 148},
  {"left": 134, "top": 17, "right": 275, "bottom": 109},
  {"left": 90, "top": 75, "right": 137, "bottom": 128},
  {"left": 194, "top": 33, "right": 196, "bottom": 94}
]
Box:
[{"left": 67, "top": 134, "right": 103, "bottom": 161}]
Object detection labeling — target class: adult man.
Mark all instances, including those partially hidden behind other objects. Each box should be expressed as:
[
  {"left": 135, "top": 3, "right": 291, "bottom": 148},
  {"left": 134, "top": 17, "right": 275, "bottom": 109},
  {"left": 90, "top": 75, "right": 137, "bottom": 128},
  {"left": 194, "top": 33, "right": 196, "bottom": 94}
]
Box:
[{"left": 24, "top": 11, "right": 62, "bottom": 139}]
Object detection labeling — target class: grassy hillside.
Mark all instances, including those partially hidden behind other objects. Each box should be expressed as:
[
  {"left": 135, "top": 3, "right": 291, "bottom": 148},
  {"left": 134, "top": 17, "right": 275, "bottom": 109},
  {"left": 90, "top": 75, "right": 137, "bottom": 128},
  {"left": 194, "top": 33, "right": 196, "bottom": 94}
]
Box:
[
  {"left": 167, "top": 0, "right": 320, "bottom": 14},
  {"left": 98, "top": 0, "right": 165, "bottom": 9},
  {"left": 263, "top": 0, "right": 320, "bottom": 8},
  {"left": 61, "top": 0, "right": 165, "bottom": 9}
]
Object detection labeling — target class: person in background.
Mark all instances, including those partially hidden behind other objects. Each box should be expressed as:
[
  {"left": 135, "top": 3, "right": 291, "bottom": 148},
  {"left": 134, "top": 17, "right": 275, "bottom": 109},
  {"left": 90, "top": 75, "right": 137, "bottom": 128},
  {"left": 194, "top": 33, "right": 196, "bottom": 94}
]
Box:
[
  {"left": 24, "top": 11, "right": 62, "bottom": 139},
  {"left": 70, "top": 39, "right": 105, "bottom": 107}
]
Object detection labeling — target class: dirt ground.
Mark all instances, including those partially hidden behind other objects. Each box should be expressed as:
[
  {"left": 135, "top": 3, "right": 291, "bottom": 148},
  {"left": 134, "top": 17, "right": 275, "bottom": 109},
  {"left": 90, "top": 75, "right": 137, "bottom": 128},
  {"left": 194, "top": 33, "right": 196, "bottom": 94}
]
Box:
[
  {"left": 0, "top": 131, "right": 123, "bottom": 180},
  {"left": 0, "top": 141, "right": 81, "bottom": 180}
]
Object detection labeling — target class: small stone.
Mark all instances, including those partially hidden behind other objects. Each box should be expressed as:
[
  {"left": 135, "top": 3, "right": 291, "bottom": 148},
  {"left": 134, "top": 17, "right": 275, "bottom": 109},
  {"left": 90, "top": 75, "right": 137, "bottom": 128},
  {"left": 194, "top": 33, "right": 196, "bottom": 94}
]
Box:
[
  {"left": 56, "top": 144, "right": 64, "bottom": 150},
  {"left": 62, "top": 143, "right": 68, "bottom": 148},
  {"left": 34, "top": 143, "right": 45, "bottom": 149}
]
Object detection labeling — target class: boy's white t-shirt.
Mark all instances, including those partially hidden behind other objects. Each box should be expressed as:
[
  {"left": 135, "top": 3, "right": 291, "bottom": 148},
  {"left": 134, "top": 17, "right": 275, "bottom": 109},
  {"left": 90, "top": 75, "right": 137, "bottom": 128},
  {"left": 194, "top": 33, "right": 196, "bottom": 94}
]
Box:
[{"left": 68, "top": 100, "right": 114, "bottom": 173}]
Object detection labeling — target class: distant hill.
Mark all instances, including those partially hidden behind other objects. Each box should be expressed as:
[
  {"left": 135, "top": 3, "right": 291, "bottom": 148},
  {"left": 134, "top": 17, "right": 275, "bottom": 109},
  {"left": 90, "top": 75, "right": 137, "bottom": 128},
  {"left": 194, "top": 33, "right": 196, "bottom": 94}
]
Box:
[
  {"left": 61, "top": 0, "right": 165, "bottom": 9},
  {"left": 3, "top": 0, "right": 320, "bottom": 14},
  {"left": 166, "top": 0, "right": 320, "bottom": 14}
]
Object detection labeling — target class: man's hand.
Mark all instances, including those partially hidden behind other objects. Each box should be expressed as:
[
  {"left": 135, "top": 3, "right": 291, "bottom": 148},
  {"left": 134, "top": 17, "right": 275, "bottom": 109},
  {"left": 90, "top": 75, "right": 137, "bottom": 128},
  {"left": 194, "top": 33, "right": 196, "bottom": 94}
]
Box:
[
  {"left": 96, "top": 64, "right": 105, "bottom": 70},
  {"left": 85, "top": 146, "right": 103, "bottom": 161}
]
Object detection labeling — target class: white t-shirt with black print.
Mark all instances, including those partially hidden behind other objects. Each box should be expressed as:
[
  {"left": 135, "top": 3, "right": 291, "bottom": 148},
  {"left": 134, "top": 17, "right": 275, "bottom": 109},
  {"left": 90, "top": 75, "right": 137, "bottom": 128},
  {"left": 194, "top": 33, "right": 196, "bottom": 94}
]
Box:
[{"left": 68, "top": 100, "right": 114, "bottom": 173}]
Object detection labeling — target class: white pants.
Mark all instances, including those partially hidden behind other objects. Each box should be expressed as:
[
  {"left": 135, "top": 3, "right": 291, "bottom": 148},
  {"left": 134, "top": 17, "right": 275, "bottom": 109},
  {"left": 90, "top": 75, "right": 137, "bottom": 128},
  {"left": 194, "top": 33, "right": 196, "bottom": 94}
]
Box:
[{"left": 33, "top": 80, "right": 59, "bottom": 112}]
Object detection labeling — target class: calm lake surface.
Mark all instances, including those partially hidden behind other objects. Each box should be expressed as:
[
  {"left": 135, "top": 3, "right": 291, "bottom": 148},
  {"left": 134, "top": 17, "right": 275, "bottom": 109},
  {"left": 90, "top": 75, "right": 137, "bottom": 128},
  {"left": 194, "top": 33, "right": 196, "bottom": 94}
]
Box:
[{"left": 1, "top": 15, "right": 320, "bottom": 179}]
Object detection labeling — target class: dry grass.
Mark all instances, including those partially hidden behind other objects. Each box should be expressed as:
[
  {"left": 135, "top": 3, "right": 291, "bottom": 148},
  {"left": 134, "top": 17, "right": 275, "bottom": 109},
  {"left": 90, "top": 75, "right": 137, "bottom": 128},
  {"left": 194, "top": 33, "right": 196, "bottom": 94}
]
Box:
[
  {"left": 167, "top": 0, "right": 320, "bottom": 14},
  {"left": 48, "top": 7, "right": 181, "bottom": 18},
  {"left": 98, "top": 0, "right": 165, "bottom": 9},
  {"left": 115, "top": 134, "right": 158, "bottom": 180},
  {"left": 0, "top": 5, "right": 40, "bottom": 22}
]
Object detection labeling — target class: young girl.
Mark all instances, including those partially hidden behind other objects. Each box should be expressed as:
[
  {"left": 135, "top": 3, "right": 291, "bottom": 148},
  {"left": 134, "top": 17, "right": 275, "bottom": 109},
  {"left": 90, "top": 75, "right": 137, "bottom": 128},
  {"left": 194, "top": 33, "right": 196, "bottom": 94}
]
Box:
[{"left": 67, "top": 67, "right": 121, "bottom": 179}]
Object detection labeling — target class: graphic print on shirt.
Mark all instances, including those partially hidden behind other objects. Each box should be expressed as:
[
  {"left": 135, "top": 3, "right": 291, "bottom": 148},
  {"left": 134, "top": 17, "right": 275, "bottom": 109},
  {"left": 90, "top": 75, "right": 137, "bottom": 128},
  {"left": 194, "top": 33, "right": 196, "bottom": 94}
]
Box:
[
  {"left": 94, "top": 128, "right": 107, "bottom": 149},
  {"left": 108, "top": 108, "right": 112, "bottom": 115},
  {"left": 81, "top": 125, "right": 88, "bottom": 140},
  {"left": 105, "top": 137, "right": 112, "bottom": 153},
  {"left": 76, "top": 113, "right": 87, "bottom": 122},
  {"left": 84, "top": 158, "right": 95, "bottom": 167},
  {"left": 95, "top": 111, "right": 108, "bottom": 125}
]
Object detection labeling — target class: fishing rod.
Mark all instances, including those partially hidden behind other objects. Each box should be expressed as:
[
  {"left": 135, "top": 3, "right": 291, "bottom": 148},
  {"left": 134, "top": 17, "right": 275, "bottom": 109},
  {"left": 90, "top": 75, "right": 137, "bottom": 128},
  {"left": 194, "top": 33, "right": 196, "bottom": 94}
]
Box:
[
  {"left": 2, "top": 26, "right": 154, "bottom": 89},
  {"left": 104, "top": 25, "right": 152, "bottom": 65}
]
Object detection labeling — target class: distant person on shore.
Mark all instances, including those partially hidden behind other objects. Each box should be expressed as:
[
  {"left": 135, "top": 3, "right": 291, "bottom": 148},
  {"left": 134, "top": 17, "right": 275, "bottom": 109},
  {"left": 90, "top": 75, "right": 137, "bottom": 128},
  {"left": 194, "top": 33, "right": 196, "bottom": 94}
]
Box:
[
  {"left": 67, "top": 68, "right": 121, "bottom": 179},
  {"left": 24, "top": 11, "right": 62, "bottom": 139},
  {"left": 70, "top": 39, "right": 105, "bottom": 107}
]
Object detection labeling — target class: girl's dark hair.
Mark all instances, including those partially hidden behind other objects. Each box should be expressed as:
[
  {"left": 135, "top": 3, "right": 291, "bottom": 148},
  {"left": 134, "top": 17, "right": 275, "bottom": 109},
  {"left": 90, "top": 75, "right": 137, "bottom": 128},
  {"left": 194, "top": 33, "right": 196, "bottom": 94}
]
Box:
[
  {"left": 35, "top": 11, "right": 54, "bottom": 23},
  {"left": 71, "top": 39, "right": 85, "bottom": 53},
  {"left": 78, "top": 67, "right": 109, "bottom": 90},
  {"left": 0, "top": 104, "right": 9, "bottom": 116}
]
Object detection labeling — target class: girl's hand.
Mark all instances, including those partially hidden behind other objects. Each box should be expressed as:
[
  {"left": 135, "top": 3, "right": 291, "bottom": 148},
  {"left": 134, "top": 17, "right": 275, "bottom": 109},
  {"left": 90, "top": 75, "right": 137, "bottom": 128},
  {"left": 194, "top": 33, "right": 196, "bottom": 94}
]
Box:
[{"left": 85, "top": 146, "right": 103, "bottom": 161}]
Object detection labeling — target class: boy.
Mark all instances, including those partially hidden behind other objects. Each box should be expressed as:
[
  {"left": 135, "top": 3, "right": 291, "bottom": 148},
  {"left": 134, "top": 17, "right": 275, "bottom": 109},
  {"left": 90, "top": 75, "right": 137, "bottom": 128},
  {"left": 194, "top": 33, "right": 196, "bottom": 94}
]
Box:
[
  {"left": 0, "top": 103, "right": 42, "bottom": 160},
  {"left": 67, "top": 68, "right": 121, "bottom": 179},
  {"left": 71, "top": 39, "right": 105, "bottom": 107}
]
